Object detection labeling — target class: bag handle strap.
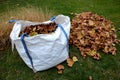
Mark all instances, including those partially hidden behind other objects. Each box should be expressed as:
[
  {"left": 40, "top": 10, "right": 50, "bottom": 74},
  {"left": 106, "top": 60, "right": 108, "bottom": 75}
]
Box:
[
  {"left": 50, "top": 16, "right": 69, "bottom": 44},
  {"left": 50, "top": 16, "right": 56, "bottom": 21},
  {"left": 57, "top": 24, "right": 68, "bottom": 43},
  {"left": 20, "top": 33, "right": 36, "bottom": 72},
  {"left": 57, "top": 24, "right": 69, "bottom": 51},
  {"left": 9, "top": 20, "right": 18, "bottom": 23}
]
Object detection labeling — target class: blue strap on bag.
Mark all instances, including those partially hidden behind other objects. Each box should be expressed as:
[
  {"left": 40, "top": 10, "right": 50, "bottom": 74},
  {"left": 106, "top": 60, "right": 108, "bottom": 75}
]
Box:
[
  {"left": 9, "top": 20, "right": 17, "bottom": 23},
  {"left": 50, "top": 16, "right": 69, "bottom": 45},
  {"left": 57, "top": 24, "right": 68, "bottom": 43},
  {"left": 57, "top": 24, "right": 69, "bottom": 51},
  {"left": 49, "top": 16, "right": 56, "bottom": 21},
  {"left": 20, "top": 33, "right": 35, "bottom": 71},
  {"left": 9, "top": 20, "right": 35, "bottom": 70}
]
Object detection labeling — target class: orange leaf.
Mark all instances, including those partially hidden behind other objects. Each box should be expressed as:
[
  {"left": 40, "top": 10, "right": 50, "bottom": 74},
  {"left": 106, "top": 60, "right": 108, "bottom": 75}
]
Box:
[
  {"left": 55, "top": 64, "right": 64, "bottom": 74},
  {"left": 57, "top": 70, "right": 63, "bottom": 74},
  {"left": 55, "top": 64, "right": 64, "bottom": 70},
  {"left": 67, "top": 58, "right": 74, "bottom": 67}
]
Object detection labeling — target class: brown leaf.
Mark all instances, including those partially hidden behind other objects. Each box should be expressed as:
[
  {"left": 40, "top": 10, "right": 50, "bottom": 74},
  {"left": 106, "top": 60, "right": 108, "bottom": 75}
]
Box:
[
  {"left": 0, "top": 47, "right": 4, "bottom": 51},
  {"left": 57, "top": 70, "right": 63, "bottom": 74},
  {"left": 67, "top": 58, "right": 74, "bottom": 67},
  {"left": 80, "top": 12, "right": 92, "bottom": 18},
  {"left": 108, "top": 46, "right": 116, "bottom": 55},
  {"left": 88, "top": 20, "right": 94, "bottom": 26},
  {"left": 93, "top": 53, "right": 101, "bottom": 60},
  {"left": 80, "top": 51, "right": 87, "bottom": 57},
  {"left": 77, "top": 32, "right": 83, "bottom": 39},
  {"left": 89, "top": 76, "right": 92, "bottom": 80},
  {"left": 103, "top": 46, "right": 109, "bottom": 53},
  {"left": 55, "top": 64, "right": 64, "bottom": 70},
  {"left": 55, "top": 64, "right": 64, "bottom": 74}
]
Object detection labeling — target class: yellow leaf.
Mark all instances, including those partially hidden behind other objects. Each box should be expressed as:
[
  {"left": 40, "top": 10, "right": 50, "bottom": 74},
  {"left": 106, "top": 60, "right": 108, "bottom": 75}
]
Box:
[
  {"left": 111, "top": 27, "right": 115, "bottom": 31},
  {"left": 86, "top": 50, "right": 96, "bottom": 56},
  {"left": 104, "top": 46, "right": 109, "bottom": 53},
  {"left": 72, "top": 56, "right": 78, "bottom": 62},
  {"left": 29, "top": 32, "right": 38, "bottom": 36},
  {"left": 91, "top": 29, "right": 95, "bottom": 33},
  {"left": 88, "top": 29, "right": 95, "bottom": 36}
]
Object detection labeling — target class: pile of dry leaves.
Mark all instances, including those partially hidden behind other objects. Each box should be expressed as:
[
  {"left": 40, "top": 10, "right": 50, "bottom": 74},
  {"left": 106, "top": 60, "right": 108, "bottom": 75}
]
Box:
[{"left": 69, "top": 12, "right": 119, "bottom": 60}]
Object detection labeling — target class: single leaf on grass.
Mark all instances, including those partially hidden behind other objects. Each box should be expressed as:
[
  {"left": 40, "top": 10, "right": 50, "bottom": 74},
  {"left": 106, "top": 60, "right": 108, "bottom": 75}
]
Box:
[
  {"left": 57, "top": 70, "right": 63, "bottom": 74},
  {"left": 67, "top": 58, "right": 74, "bottom": 67},
  {"left": 56, "top": 64, "right": 64, "bottom": 70},
  {"left": 72, "top": 56, "right": 78, "bottom": 62},
  {"left": 93, "top": 53, "right": 101, "bottom": 60},
  {"left": 108, "top": 46, "right": 116, "bottom": 55},
  {"left": 0, "top": 47, "right": 4, "bottom": 51},
  {"left": 89, "top": 76, "right": 93, "bottom": 80},
  {"left": 55, "top": 64, "right": 64, "bottom": 74}
]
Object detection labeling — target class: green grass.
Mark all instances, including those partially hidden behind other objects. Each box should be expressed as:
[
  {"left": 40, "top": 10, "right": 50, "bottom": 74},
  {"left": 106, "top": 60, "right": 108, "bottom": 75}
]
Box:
[{"left": 0, "top": 0, "right": 120, "bottom": 80}]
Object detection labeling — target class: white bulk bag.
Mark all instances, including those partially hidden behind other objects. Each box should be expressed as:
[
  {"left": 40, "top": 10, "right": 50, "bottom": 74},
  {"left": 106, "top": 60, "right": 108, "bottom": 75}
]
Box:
[{"left": 10, "top": 15, "right": 70, "bottom": 72}]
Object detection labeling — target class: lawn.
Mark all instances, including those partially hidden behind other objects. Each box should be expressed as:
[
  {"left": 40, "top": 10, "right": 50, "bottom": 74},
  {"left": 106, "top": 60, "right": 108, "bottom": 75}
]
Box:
[{"left": 0, "top": 0, "right": 120, "bottom": 80}]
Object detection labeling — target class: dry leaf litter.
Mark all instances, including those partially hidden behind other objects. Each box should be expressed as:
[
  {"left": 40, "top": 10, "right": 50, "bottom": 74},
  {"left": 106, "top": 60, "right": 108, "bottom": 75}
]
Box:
[
  {"left": 19, "top": 22, "right": 57, "bottom": 36},
  {"left": 69, "top": 12, "right": 119, "bottom": 60}
]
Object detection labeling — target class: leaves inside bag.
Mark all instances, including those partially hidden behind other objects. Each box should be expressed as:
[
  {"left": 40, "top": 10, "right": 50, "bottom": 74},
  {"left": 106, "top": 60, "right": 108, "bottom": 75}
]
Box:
[{"left": 19, "top": 22, "right": 57, "bottom": 37}]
